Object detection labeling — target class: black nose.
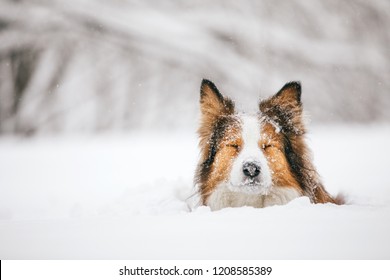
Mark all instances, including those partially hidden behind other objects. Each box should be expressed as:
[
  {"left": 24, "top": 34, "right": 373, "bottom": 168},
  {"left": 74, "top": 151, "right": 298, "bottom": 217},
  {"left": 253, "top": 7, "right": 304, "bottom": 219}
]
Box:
[{"left": 243, "top": 162, "right": 261, "bottom": 178}]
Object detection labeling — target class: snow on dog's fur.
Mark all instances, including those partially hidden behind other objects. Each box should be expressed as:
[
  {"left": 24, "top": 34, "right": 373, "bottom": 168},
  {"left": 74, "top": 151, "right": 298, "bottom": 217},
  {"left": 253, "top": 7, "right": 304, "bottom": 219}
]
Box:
[{"left": 195, "top": 79, "right": 341, "bottom": 210}]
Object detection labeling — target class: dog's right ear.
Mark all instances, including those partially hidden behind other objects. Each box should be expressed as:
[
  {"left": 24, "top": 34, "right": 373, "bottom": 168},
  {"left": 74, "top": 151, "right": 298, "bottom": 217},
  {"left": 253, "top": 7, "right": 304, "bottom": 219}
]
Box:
[
  {"left": 198, "top": 79, "right": 235, "bottom": 150},
  {"left": 200, "top": 79, "right": 234, "bottom": 121}
]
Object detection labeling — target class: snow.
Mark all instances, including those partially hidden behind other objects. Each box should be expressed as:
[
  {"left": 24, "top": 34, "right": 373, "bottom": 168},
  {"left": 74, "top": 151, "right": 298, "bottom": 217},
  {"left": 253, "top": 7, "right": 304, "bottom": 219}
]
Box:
[{"left": 1, "top": 125, "right": 390, "bottom": 259}]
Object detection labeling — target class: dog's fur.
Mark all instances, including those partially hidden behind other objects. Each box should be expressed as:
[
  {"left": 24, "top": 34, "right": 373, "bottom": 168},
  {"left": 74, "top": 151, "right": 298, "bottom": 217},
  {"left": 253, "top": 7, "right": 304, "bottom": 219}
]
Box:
[{"left": 195, "top": 79, "right": 341, "bottom": 210}]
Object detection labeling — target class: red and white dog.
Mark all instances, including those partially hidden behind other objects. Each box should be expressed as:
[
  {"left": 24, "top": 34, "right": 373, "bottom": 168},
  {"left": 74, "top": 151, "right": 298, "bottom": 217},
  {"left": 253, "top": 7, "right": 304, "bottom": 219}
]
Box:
[{"left": 195, "top": 79, "right": 340, "bottom": 210}]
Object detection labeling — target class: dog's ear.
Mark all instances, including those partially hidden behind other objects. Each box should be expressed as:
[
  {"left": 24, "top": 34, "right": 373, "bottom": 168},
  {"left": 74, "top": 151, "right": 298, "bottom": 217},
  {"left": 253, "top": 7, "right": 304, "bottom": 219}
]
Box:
[
  {"left": 200, "top": 79, "right": 234, "bottom": 122},
  {"left": 198, "top": 79, "right": 234, "bottom": 148},
  {"left": 259, "top": 81, "right": 304, "bottom": 135}
]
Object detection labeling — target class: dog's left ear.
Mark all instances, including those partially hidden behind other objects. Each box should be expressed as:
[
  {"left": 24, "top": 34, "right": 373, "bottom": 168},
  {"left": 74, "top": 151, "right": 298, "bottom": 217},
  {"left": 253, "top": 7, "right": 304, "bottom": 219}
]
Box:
[{"left": 259, "top": 81, "right": 304, "bottom": 135}]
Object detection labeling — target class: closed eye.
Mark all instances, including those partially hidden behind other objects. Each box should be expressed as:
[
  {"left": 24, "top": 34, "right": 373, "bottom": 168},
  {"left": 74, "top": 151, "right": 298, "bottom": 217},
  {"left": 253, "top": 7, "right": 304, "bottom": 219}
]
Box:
[
  {"left": 226, "top": 144, "right": 241, "bottom": 151},
  {"left": 261, "top": 143, "right": 272, "bottom": 150}
]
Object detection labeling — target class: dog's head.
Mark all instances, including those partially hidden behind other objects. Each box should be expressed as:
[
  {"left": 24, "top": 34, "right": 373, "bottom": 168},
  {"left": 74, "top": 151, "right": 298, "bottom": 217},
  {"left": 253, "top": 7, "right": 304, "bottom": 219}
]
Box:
[{"left": 196, "top": 79, "right": 335, "bottom": 209}]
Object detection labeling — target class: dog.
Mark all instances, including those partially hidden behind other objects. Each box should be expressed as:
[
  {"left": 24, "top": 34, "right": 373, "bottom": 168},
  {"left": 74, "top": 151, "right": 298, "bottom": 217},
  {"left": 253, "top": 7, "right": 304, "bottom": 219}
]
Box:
[{"left": 195, "top": 79, "right": 341, "bottom": 210}]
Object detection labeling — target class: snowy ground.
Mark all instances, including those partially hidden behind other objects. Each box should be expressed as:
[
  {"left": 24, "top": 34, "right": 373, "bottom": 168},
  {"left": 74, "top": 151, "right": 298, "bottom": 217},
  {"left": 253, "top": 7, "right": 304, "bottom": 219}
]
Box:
[{"left": 0, "top": 125, "right": 390, "bottom": 259}]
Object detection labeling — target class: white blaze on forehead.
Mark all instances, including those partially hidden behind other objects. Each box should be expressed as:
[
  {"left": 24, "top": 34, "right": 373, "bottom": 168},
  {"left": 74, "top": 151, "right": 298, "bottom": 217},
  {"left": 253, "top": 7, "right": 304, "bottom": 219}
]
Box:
[{"left": 241, "top": 115, "right": 261, "bottom": 148}]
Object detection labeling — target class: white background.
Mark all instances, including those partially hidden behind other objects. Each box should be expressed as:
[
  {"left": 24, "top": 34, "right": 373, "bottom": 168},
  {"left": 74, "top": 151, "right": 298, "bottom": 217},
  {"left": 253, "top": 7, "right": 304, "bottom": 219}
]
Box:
[{"left": 2, "top": 260, "right": 390, "bottom": 280}]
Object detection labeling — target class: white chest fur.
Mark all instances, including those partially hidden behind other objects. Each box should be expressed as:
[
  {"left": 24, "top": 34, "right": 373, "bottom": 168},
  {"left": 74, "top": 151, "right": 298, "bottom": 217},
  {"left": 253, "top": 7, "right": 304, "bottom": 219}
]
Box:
[{"left": 206, "top": 184, "right": 301, "bottom": 211}]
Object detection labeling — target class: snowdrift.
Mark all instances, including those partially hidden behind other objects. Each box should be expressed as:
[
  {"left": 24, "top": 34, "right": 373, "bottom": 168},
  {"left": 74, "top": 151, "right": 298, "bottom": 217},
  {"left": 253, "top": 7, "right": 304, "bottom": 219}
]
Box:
[{"left": 1, "top": 126, "right": 389, "bottom": 259}]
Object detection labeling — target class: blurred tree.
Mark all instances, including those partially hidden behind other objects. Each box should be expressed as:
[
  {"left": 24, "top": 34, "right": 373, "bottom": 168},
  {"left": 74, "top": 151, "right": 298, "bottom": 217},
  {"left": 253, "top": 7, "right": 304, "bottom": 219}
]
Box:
[{"left": 0, "top": 0, "right": 389, "bottom": 135}]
